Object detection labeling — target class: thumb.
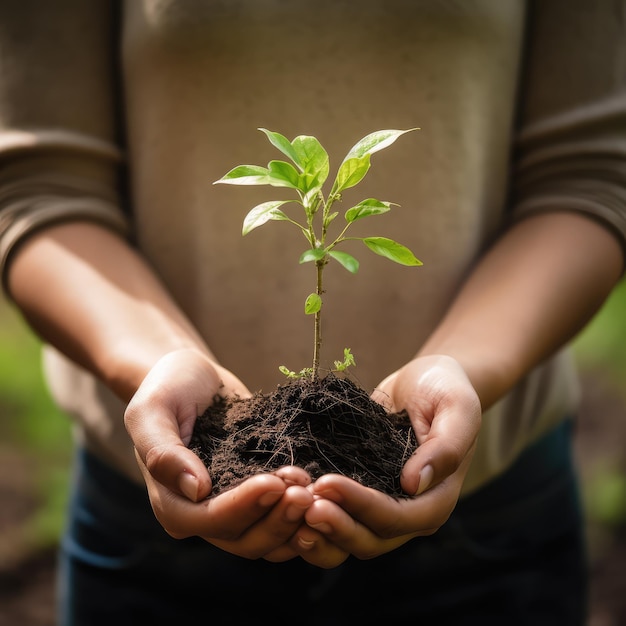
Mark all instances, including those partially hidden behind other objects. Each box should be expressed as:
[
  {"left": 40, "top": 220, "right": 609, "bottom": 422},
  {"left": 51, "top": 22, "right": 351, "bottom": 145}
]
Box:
[
  {"left": 400, "top": 425, "right": 479, "bottom": 497},
  {"left": 371, "top": 371, "right": 399, "bottom": 409},
  {"left": 125, "top": 398, "right": 212, "bottom": 503},
  {"left": 139, "top": 438, "right": 212, "bottom": 503}
]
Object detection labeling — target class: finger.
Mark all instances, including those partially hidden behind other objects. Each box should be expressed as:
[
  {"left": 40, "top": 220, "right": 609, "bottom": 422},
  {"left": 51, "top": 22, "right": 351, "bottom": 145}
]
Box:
[
  {"left": 274, "top": 465, "right": 313, "bottom": 487},
  {"left": 130, "top": 411, "right": 212, "bottom": 502},
  {"left": 370, "top": 371, "right": 399, "bottom": 409},
  {"left": 212, "top": 484, "right": 314, "bottom": 560},
  {"left": 311, "top": 473, "right": 458, "bottom": 537},
  {"left": 126, "top": 389, "right": 216, "bottom": 500},
  {"left": 400, "top": 435, "right": 474, "bottom": 496},
  {"left": 304, "top": 497, "right": 412, "bottom": 561},
  {"left": 212, "top": 363, "right": 253, "bottom": 400},
  {"left": 291, "top": 523, "right": 350, "bottom": 568},
  {"left": 262, "top": 528, "right": 348, "bottom": 567},
  {"left": 311, "top": 475, "right": 405, "bottom": 536},
  {"left": 125, "top": 351, "right": 241, "bottom": 500},
  {"left": 142, "top": 470, "right": 288, "bottom": 541},
  {"left": 402, "top": 387, "right": 481, "bottom": 495},
  {"left": 263, "top": 544, "right": 300, "bottom": 562}
]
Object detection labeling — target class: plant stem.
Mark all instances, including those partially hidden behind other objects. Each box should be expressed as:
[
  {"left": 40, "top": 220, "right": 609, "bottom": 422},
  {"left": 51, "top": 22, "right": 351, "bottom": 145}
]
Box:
[{"left": 312, "top": 258, "right": 325, "bottom": 379}]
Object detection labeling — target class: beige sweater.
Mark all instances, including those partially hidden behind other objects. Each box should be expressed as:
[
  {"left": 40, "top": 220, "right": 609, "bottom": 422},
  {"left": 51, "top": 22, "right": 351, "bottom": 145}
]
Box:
[{"left": 1, "top": 0, "right": 624, "bottom": 494}]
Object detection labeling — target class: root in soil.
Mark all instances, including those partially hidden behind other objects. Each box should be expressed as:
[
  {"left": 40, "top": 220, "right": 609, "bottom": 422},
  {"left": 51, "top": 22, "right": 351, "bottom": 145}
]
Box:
[{"left": 190, "top": 374, "right": 417, "bottom": 497}]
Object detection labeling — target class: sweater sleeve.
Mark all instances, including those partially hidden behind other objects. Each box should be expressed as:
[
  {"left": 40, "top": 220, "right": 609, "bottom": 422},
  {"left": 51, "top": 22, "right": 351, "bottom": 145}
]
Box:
[
  {"left": 0, "top": 0, "right": 130, "bottom": 294},
  {"left": 511, "top": 0, "right": 626, "bottom": 263}
]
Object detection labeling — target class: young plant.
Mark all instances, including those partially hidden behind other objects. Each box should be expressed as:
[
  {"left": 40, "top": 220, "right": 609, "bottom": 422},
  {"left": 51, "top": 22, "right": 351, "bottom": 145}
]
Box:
[{"left": 214, "top": 128, "right": 422, "bottom": 379}]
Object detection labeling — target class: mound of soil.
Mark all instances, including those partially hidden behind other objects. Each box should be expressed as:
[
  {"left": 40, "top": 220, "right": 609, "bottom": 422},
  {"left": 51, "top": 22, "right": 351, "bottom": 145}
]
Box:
[{"left": 190, "top": 374, "right": 417, "bottom": 497}]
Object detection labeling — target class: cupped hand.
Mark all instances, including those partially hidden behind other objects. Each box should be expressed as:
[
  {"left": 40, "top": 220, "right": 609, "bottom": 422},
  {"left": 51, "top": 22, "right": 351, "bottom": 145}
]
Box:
[
  {"left": 124, "top": 348, "right": 314, "bottom": 560},
  {"left": 291, "top": 354, "right": 481, "bottom": 567}
]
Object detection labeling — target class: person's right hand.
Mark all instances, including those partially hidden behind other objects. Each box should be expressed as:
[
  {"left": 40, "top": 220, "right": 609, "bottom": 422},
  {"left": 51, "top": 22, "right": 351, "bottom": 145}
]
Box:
[
  {"left": 124, "top": 349, "right": 314, "bottom": 560},
  {"left": 286, "top": 354, "right": 481, "bottom": 568}
]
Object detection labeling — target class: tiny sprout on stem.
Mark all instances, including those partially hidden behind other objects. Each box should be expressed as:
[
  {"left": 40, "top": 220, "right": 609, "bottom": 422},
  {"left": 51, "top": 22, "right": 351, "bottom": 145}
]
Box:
[
  {"left": 333, "top": 348, "right": 356, "bottom": 373},
  {"left": 214, "top": 128, "right": 422, "bottom": 380},
  {"left": 278, "top": 365, "right": 314, "bottom": 380}
]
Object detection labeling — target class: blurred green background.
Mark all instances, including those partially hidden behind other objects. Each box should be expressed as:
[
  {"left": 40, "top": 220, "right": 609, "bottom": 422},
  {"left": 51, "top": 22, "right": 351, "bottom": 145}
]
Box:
[
  {"left": 0, "top": 297, "right": 72, "bottom": 557},
  {"left": 0, "top": 279, "right": 624, "bottom": 614}
]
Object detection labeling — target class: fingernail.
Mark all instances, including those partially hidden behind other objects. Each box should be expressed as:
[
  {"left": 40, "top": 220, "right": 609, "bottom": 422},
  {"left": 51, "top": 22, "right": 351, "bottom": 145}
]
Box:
[
  {"left": 416, "top": 464, "right": 434, "bottom": 495},
  {"left": 178, "top": 471, "right": 199, "bottom": 501},
  {"left": 312, "top": 487, "right": 343, "bottom": 503},
  {"left": 309, "top": 521, "right": 333, "bottom": 534},
  {"left": 298, "top": 537, "right": 316, "bottom": 550}
]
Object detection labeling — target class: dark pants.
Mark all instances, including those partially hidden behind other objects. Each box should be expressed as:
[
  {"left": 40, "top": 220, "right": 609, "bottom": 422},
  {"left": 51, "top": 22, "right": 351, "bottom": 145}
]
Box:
[{"left": 57, "top": 420, "right": 588, "bottom": 625}]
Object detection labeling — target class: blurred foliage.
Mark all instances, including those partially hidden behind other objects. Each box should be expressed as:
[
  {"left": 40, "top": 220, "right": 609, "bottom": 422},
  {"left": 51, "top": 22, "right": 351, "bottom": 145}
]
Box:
[
  {"left": 0, "top": 298, "right": 72, "bottom": 550},
  {"left": 573, "top": 279, "right": 626, "bottom": 530},
  {"left": 574, "top": 278, "right": 626, "bottom": 383},
  {"left": 585, "top": 467, "right": 626, "bottom": 527},
  {"left": 0, "top": 301, "right": 70, "bottom": 446}
]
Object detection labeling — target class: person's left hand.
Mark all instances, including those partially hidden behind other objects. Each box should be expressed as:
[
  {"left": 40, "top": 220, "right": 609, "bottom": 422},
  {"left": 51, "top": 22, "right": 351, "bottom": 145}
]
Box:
[
  {"left": 288, "top": 355, "right": 481, "bottom": 568},
  {"left": 125, "top": 348, "right": 315, "bottom": 561}
]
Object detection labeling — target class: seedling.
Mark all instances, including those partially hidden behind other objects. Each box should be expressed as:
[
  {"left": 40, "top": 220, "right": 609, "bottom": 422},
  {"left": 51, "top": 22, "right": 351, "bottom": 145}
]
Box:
[{"left": 214, "top": 128, "right": 422, "bottom": 379}]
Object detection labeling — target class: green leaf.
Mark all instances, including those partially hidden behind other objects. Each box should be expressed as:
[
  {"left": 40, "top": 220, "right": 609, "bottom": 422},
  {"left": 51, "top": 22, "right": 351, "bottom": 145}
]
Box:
[
  {"left": 329, "top": 250, "right": 359, "bottom": 273},
  {"left": 279, "top": 365, "right": 314, "bottom": 379},
  {"left": 334, "top": 347, "right": 356, "bottom": 371},
  {"left": 258, "top": 128, "right": 303, "bottom": 169},
  {"left": 242, "top": 201, "right": 292, "bottom": 235},
  {"left": 362, "top": 237, "right": 423, "bottom": 266},
  {"left": 343, "top": 347, "right": 356, "bottom": 367},
  {"left": 292, "top": 135, "right": 328, "bottom": 171},
  {"left": 267, "top": 160, "right": 301, "bottom": 189},
  {"left": 345, "top": 198, "right": 393, "bottom": 223},
  {"left": 214, "top": 165, "right": 270, "bottom": 185},
  {"left": 279, "top": 365, "right": 297, "bottom": 378},
  {"left": 344, "top": 128, "right": 418, "bottom": 161},
  {"left": 334, "top": 155, "right": 371, "bottom": 193},
  {"left": 326, "top": 211, "right": 339, "bottom": 225},
  {"left": 299, "top": 248, "right": 326, "bottom": 263},
  {"left": 301, "top": 169, "right": 328, "bottom": 198},
  {"left": 304, "top": 293, "right": 322, "bottom": 314},
  {"left": 292, "top": 135, "right": 329, "bottom": 194},
  {"left": 302, "top": 186, "right": 323, "bottom": 209}
]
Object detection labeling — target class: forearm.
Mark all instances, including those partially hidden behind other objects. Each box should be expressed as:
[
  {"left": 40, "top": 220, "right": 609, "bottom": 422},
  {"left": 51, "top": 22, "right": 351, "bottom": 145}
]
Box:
[
  {"left": 6, "top": 221, "right": 212, "bottom": 402},
  {"left": 419, "top": 212, "right": 624, "bottom": 410}
]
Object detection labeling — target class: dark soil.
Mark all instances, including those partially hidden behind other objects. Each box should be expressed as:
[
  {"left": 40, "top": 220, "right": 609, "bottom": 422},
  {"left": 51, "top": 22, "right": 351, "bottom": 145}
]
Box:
[{"left": 190, "top": 373, "right": 417, "bottom": 497}]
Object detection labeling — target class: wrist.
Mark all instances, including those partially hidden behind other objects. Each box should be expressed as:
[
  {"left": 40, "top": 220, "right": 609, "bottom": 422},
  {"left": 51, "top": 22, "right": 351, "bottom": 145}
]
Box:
[
  {"left": 414, "top": 349, "right": 504, "bottom": 412},
  {"left": 101, "top": 340, "right": 213, "bottom": 403}
]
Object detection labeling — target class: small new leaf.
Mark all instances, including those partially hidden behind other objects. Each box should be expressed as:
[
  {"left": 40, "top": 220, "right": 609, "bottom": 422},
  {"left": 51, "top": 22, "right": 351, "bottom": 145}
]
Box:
[
  {"left": 363, "top": 237, "right": 423, "bottom": 266},
  {"left": 278, "top": 365, "right": 295, "bottom": 378},
  {"left": 325, "top": 211, "right": 339, "bottom": 226},
  {"left": 279, "top": 364, "right": 314, "bottom": 379},
  {"left": 300, "top": 248, "right": 327, "bottom": 264},
  {"left": 304, "top": 293, "right": 322, "bottom": 314},
  {"left": 333, "top": 347, "right": 356, "bottom": 372}
]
